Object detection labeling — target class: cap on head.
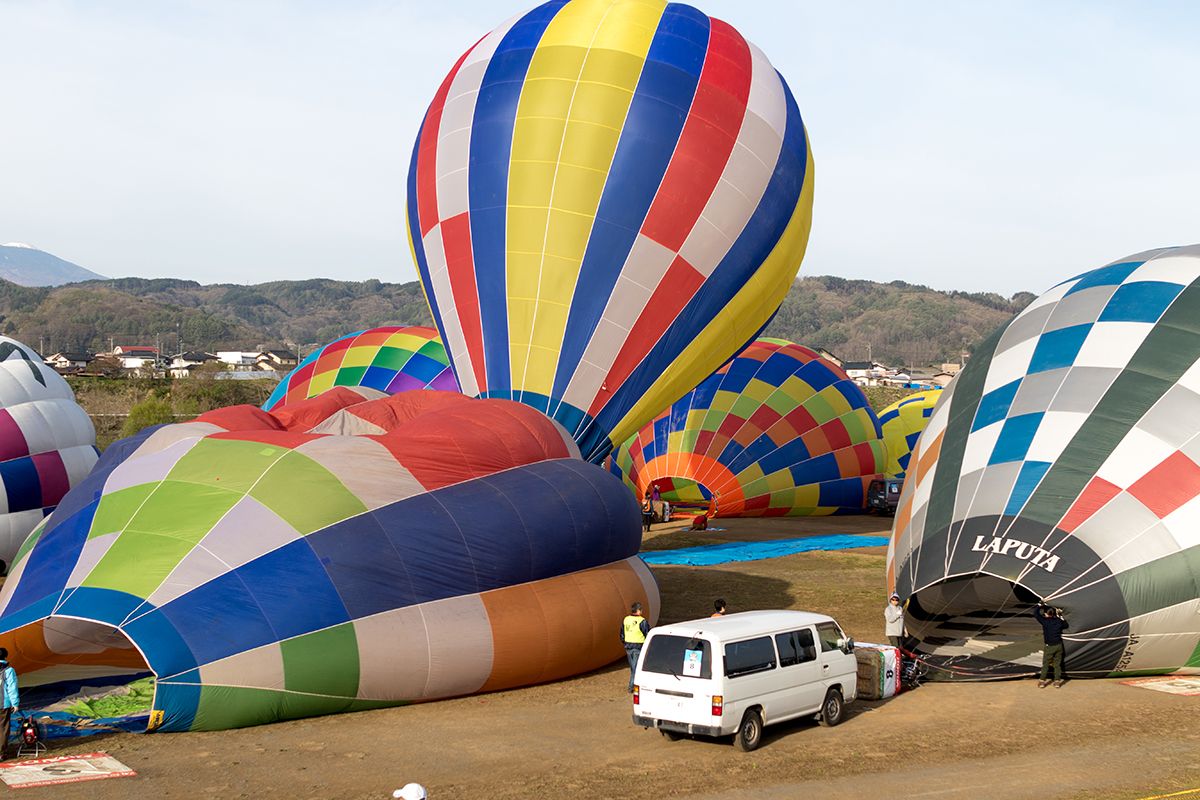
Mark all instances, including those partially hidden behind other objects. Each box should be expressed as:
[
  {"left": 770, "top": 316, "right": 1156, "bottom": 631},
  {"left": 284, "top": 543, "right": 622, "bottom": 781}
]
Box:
[
  {"left": 890, "top": 593, "right": 900, "bottom": 600},
  {"left": 394, "top": 784, "right": 428, "bottom": 800}
]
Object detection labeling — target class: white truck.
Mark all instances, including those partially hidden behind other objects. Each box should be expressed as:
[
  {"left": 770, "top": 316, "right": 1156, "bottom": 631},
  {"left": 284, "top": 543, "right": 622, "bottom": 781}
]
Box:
[{"left": 632, "top": 610, "right": 858, "bottom": 751}]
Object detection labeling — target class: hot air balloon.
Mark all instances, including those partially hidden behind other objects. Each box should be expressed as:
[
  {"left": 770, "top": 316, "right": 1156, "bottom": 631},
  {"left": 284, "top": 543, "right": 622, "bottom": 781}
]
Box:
[
  {"left": 890, "top": 245, "right": 1200, "bottom": 678},
  {"left": 878, "top": 389, "right": 942, "bottom": 479},
  {"left": 0, "top": 337, "right": 97, "bottom": 569},
  {"left": 0, "top": 389, "right": 657, "bottom": 731},
  {"left": 610, "top": 339, "right": 885, "bottom": 516},
  {"left": 407, "top": 0, "right": 815, "bottom": 462},
  {"left": 263, "top": 326, "right": 457, "bottom": 411}
]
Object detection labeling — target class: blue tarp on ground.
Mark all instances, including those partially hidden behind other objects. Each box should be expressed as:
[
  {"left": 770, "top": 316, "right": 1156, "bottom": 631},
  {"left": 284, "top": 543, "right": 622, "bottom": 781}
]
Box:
[{"left": 639, "top": 535, "right": 889, "bottom": 566}]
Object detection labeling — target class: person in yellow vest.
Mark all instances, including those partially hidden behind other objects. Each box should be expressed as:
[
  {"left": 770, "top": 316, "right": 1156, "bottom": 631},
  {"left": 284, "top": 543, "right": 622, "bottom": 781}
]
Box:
[{"left": 620, "top": 602, "right": 649, "bottom": 693}]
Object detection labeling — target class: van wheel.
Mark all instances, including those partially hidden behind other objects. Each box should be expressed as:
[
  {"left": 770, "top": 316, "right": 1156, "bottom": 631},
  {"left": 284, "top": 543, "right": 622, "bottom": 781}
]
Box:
[
  {"left": 734, "top": 709, "right": 763, "bottom": 752},
  {"left": 660, "top": 729, "right": 681, "bottom": 741},
  {"left": 819, "top": 688, "right": 844, "bottom": 727}
]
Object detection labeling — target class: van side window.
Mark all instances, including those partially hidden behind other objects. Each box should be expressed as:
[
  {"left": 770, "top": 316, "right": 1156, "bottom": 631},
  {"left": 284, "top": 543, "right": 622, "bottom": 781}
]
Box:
[
  {"left": 796, "top": 628, "right": 817, "bottom": 662},
  {"left": 776, "top": 629, "right": 818, "bottom": 667},
  {"left": 775, "top": 632, "right": 799, "bottom": 667},
  {"left": 816, "top": 621, "right": 843, "bottom": 653},
  {"left": 724, "top": 637, "right": 776, "bottom": 678}
]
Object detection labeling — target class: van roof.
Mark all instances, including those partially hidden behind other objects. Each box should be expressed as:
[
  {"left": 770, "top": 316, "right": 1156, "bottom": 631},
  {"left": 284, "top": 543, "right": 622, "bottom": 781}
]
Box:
[{"left": 649, "top": 610, "right": 838, "bottom": 640}]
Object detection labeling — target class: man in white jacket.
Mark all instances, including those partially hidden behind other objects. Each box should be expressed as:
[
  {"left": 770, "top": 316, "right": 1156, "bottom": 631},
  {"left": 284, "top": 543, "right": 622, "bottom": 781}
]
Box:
[{"left": 884, "top": 594, "right": 905, "bottom": 649}]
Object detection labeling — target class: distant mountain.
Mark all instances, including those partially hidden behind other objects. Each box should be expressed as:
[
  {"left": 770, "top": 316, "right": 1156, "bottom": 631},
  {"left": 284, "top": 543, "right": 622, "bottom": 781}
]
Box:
[
  {"left": 0, "top": 273, "right": 1031, "bottom": 368},
  {"left": 0, "top": 243, "right": 107, "bottom": 286}
]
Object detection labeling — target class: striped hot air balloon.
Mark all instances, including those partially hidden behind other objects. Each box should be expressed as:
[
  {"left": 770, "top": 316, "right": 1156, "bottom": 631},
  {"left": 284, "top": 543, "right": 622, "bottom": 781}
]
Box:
[
  {"left": 264, "top": 327, "right": 458, "bottom": 411},
  {"left": 0, "top": 389, "right": 656, "bottom": 731},
  {"left": 610, "top": 339, "right": 885, "bottom": 516},
  {"left": 891, "top": 246, "right": 1200, "bottom": 678},
  {"left": 408, "top": 0, "right": 815, "bottom": 462}
]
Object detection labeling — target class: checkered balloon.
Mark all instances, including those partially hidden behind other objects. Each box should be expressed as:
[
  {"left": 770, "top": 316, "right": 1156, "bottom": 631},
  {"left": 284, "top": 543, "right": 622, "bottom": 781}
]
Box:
[{"left": 889, "top": 245, "right": 1200, "bottom": 678}]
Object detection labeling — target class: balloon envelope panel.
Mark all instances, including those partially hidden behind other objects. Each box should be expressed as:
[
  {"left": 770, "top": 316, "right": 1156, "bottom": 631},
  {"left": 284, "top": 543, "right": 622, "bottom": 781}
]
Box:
[
  {"left": 0, "top": 390, "right": 657, "bottom": 731},
  {"left": 408, "top": 0, "right": 815, "bottom": 462},
  {"left": 878, "top": 389, "right": 942, "bottom": 479},
  {"left": 263, "top": 327, "right": 458, "bottom": 411},
  {"left": 0, "top": 337, "right": 98, "bottom": 567},
  {"left": 612, "top": 339, "right": 885, "bottom": 517},
  {"left": 889, "top": 246, "right": 1200, "bottom": 677}
]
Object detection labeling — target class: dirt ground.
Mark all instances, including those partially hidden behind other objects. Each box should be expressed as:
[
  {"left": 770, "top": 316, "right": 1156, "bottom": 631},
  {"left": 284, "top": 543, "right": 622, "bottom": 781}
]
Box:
[{"left": 31, "top": 516, "right": 1200, "bottom": 800}]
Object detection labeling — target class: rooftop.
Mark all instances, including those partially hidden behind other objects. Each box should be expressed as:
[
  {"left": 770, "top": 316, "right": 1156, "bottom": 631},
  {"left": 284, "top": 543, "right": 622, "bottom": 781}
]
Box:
[{"left": 651, "top": 609, "right": 839, "bottom": 638}]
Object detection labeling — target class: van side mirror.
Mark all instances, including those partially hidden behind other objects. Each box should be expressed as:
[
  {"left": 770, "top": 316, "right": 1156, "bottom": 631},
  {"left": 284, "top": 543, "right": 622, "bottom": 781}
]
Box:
[{"left": 838, "top": 637, "right": 854, "bottom": 654}]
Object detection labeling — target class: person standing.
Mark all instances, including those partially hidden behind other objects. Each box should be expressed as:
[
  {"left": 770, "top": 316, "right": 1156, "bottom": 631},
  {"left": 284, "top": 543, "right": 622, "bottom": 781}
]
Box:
[
  {"left": 1034, "top": 605, "right": 1069, "bottom": 687},
  {"left": 884, "top": 593, "right": 905, "bottom": 649},
  {"left": 711, "top": 598, "right": 727, "bottom": 618},
  {"left": 620, "top": 602, "right": 649, "bottom": 693},
  {"left": 0, "top": 648, "right": 18, "bottom": 760}
]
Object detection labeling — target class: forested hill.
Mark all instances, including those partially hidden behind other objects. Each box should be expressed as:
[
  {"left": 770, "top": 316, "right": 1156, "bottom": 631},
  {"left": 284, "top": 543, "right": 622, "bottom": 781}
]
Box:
[
  {"left": 0, "top": 275, "right": 1032, "bottom": 366},
  {"left": 773, "top": 276, "right": 1035, "bottom": 366}
]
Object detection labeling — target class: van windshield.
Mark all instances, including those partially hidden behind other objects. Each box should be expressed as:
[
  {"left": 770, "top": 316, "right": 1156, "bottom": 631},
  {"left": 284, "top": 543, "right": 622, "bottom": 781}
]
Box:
[{"left": 641, "top": 635, "right": 712, "bottom": 680}]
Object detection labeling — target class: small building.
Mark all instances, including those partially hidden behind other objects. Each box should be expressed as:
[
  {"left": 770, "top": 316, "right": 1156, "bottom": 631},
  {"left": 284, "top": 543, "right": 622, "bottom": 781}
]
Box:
[
  {"left": 215, "top": 351, "right": 263, "bottom": 371},
  {"left": 843, "top": 361, "right": 890, "bottom": 386},
  {"left": 932, "top": 371, "right": 957, "bottom": 387},
  {"left": 256, "top": 349, "right": 298, "bottom": 373},
  {"left": 112, "top": 345, "right": 159, "bottom": 370},
  {"left": 815, "top": 348, "right": 843, "bottom": 367},
  {"left": 169, "top": 352, "right": 219, "bottom": 379},
  {"left": 44, "top": 352, "right": 93, "bottom": 372}
]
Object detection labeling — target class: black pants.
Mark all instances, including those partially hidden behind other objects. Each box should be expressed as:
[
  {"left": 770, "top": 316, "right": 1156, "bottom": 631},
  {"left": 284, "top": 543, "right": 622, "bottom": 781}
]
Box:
[{"left": 0, "top": 707, "right": 11, "bottom": 759}]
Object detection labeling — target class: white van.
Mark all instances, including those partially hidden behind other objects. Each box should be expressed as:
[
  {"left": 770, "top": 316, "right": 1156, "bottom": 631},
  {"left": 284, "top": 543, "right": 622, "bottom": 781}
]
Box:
[{"left": 632, "top": 610, "right": 858, "bottom": 751}]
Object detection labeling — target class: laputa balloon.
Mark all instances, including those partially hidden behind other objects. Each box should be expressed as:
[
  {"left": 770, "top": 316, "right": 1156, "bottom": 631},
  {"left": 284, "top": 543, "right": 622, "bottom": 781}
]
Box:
[
  {"left": 890, "top": 245, "right": 1200, "bottom": 677},
  {"left": 407, "top": 0, "right": 815, "bottom": 461}
]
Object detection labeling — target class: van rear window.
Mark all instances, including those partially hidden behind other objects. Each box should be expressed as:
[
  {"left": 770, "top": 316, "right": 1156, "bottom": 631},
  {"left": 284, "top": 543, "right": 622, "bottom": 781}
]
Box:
[{"left": 641, "top": 635, "right": 712, "bottom": 679}]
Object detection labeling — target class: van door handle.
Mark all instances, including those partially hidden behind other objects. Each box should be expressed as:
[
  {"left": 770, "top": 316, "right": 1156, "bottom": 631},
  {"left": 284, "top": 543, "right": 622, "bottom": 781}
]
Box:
[{"left": 822, "top": 664, "right": 829, "bottom": 671}]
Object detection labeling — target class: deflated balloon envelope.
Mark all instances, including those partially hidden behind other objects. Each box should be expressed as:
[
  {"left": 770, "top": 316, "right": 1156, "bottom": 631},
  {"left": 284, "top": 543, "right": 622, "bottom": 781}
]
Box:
[
  {"left": 609, "top": 339, "right": 885, "bottom": 517},
  {"left": 0, "top": 337, "right": 98, "bottom": 568},
  {"left": 890, "top": 245, "right": 1200, "bottom": 677},
  {"left": 408, "top": 0, "right": 815, "bottom": 462},
  {"left": 0, "top": 389, "right": 657, "bottom": 731}
]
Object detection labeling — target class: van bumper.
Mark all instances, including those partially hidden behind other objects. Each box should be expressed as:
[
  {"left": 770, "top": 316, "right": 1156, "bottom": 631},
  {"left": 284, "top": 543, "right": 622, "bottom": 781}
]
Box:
[{"left": 633, "top": 715, "right": 723, "bottom": 738}]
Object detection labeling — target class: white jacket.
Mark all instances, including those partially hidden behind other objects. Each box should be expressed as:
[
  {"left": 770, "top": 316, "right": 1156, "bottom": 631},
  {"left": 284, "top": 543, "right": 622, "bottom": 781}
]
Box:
[{"left": 884, "top": 604, "right": 905, "bottom": 637}]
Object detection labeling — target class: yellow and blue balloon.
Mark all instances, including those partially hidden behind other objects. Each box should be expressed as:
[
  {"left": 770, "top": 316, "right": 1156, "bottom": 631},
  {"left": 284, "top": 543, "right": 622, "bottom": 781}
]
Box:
[{"left": 407, "top": 0, "right": 815, "bottom": 461}]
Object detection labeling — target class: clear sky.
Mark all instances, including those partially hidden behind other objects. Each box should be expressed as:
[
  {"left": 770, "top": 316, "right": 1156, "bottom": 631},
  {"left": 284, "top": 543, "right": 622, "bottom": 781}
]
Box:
[{"left": 2, "top": 1, "right": 1196, "bottom": 295}]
